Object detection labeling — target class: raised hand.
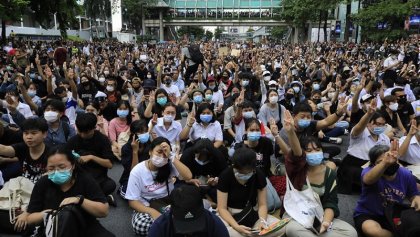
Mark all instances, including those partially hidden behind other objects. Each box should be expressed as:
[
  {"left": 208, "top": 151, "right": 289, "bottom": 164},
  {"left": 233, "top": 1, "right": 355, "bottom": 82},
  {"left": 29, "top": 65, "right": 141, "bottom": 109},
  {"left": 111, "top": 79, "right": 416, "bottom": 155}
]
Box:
[
  {"left": 368, "top": 98, "right": 377, "bottom": 114},
  {"left": 149, "top": 90, "right": 155, "bottom": 103},
  {"left": 383, "top": 140, "right": 399, "bottom": 165},
  {"left": 408, "top": 119, "right": 418, "bottom": 136},
  {"left": 269, "top": 118, "right": 279, "bottom": 136},
  {"left": 151, "top": 113, "right": 158, "bottom": 126},
  {"left": 283, "top": 110, "right": 295, "bottom": 132},
  {"left": 336, "top": 96, "right": 349, "bottom": 115},
  {"left": 187, "top": 111, "right": 196, "bottom": 126},
  {"left": 131, "top": 134, "right": 139, "bottom": 150}
]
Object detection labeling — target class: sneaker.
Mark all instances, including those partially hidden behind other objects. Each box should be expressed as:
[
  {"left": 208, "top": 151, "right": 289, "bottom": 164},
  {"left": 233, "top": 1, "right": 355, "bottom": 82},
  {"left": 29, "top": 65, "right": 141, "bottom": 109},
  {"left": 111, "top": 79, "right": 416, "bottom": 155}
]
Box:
[
  {"left": 107, "top": 194, "right": 117, "bottom": 207},
  {"left": 329, "top": 137, "right": 342, "bottom": 145}
]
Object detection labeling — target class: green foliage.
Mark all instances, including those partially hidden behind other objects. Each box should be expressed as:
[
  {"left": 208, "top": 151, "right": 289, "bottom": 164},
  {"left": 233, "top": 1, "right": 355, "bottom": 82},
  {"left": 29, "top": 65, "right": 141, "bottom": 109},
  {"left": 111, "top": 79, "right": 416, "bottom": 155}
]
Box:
[
  {"left": 28, "top": 0, "right": 81, "bottom": 38},
  {"left": 214, "top": 27, "right": 223, "bottom": 40},
  {"left": 121, "top": 0, "right": 157, "bottom": 32},
  {"left": 270, "top": 26, "right": 288, "bottom": 39},
  {"left": 84, "top": 0, "right": 111, "bottom": 21},
  {"left": 205, "top": 30, "right": 213, "bottom": 40},
  {"left": 0, "top": 0, "right": 29, "bottom": 21},
  {"left": 177, "top": 26, "right": 205, "bottom": 39},
  {"left": 353, "top": 0, "right": 418, "bottom": 41}
]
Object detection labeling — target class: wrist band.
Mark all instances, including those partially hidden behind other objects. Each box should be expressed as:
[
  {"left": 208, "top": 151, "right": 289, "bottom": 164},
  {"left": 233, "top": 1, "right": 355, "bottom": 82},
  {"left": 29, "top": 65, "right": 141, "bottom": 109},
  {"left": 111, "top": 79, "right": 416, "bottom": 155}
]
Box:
[{"left": 77, "top": 195, "right": 84, "bottom": 206}]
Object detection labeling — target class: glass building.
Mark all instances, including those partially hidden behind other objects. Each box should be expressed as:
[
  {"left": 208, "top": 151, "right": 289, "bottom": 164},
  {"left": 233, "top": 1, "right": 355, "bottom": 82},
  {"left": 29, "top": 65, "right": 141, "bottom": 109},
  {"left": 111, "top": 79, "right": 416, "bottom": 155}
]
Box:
[{"left": 164, "top": 0, "right": 282, "bottom": 18}]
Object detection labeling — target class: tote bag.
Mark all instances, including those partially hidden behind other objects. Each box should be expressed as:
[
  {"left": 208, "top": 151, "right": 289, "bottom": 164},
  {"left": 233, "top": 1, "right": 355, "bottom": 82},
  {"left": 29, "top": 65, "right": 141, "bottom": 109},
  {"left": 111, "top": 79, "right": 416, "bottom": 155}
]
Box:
[{"left": 283, "top": 176, "right": 324, "bottom": 228}]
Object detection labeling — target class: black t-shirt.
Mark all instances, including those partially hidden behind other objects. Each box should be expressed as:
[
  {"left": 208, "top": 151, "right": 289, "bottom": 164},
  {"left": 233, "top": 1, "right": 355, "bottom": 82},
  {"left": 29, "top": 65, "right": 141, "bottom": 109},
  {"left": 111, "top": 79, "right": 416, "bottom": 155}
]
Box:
[
  {"left": 234, "top": 137, "right": 273, "bottom": 177},
  {"left": 119, "top": 139, "right": 151, "bottom": 185},
  {"left": 350, "top": 108, "right": 364, "bottom": 129},
  {"left": 397, "top": 103, "right": 415, "bottom": 129},
  {"left": 78, "top": 84, "right": 98, "bottom": 106},
  {"left": 66, "top": 131, "right": 115, "bottom": 183},
  {"left": 180, "top": 146, "right": 227, "bottom": 178},
  {"left": 0, "top": 127, "right": 23, "bottom": 145},
  {"left": 27, "top": 171, "right": 107, "bottom": 224},
  {"left": 379, "top": 108, "right": 398, "bottom": 128},
  {"left": 217, "top": 167, "right": 266, "bottom": 209},
  {"left": 11, "top": 143, "right": 49, "bottom": 183}
]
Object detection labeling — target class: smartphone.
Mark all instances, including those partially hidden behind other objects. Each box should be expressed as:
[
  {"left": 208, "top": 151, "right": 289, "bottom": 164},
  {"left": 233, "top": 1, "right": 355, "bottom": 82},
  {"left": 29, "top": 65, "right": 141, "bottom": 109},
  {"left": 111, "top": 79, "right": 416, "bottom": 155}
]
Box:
[{"left": 311, "top": 217, "right": 322, "bottom": 235}]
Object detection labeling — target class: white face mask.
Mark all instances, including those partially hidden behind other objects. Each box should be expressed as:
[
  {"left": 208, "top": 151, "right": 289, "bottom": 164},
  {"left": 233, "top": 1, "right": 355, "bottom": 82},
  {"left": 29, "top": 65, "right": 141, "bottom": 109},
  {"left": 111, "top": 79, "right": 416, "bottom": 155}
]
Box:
[
  {"left": 151, "top": 155, "right": 168, "bottom": 167},
  {"left": 106, "top": 85, "right": 114, "bottom": 92},
  {"left": 44, "top": 111, "right": 59, "bottom": 123},
  {"left": 389, "top": 102, "right": 399, "bottom": 111},
  {"left": 98, "top": 77, "right": 106, "bottom": 83},
  {"left": 269, "top": 96, "right": 279, "bottom": 104}
]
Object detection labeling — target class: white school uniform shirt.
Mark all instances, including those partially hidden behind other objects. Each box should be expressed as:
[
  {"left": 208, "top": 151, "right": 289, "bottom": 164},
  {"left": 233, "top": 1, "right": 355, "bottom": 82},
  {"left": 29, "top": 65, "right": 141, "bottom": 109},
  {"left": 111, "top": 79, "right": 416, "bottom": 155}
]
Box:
[
  {"left": 151, "top": 118, "right": 182, "bottom": 144},
  {"left": 124, "top": 161, "right": 179, "bottom": 206},
  {"left": 6, "top": 102, "right": 33, "bottom": 125},
  {"left": 189, "top": 121, "right": 223, "bottom": 142},
  {"left": 347, "top": 127, "right": 390, "bottom": 161},
  {"left": 411, "top": 100, "right": 420, "bottom": 116},
  {"left": 211, "top": 90, "right": 224, "bottom": 107},
  {"left": 399, "top": 135, "right": 420, "bottom": 165}
]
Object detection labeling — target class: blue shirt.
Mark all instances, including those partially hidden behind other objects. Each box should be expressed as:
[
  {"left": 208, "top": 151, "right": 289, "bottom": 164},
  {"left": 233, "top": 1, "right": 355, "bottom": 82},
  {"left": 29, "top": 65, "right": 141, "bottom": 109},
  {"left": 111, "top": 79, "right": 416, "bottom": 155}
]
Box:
[
  {"left": 354, "top": 166, "right": 420, "bottom": 217},
  {"left": 45, "top": 121, "right": 76, "bottom": 146}
]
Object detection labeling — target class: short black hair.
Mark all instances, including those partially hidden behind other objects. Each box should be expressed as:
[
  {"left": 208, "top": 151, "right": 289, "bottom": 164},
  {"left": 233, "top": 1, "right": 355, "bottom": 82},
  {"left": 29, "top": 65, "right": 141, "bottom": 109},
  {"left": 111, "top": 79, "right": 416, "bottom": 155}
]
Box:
[
  {"left": 368, "top": 145, "right": 390, "bottom": 166},
  {"left": 244, "top": 118, "right": 260, "bottom": 130},
  {"left": 293, "top": 102, "right": 313, "bottom": 115},
  {"left": 391, "top": 87, "right": 404, "bottom": 96},
  {"left": 130, "top": 119, "right": 148, "bottom": 134},
  {"left": 241, "top": 100, "right": 254, "bottom": 110},
  {"left": 195, "top": 103, "right": 216, "bottom": 123},
  {"left": 22, "top": 118, "right": 48, "bottom": 132},
  {"left": 44, "top": 99, "right": 65, "bottom": 113},
  {"left": 232, "top": 147, "right": 256, "bottom": 170},
  {"left": 300, "top": 136, "right": 323, "bottom": 151},
  {"left": 369, "top": 112, "right": 385, "bottom": 123},
  {"left": 75, "top": 113, "right": 97, "bottom": 132}
]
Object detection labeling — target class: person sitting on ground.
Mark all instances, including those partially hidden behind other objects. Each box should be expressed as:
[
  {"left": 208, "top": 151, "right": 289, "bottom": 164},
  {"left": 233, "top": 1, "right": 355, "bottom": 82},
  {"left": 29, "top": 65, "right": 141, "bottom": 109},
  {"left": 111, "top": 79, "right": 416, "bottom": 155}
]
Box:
[
  {"left": 25, "top": 146, "right": 114, "bottom": 237},
  {"left": 66, "top": 113, "right": 117, "bottom": 206},
  {"left": 354, "top": 143, "right": 420, "bottom": 237},
  {"left": 125, "top": 137, "right": 192, "bottom": 236},
  {"left": 148, "top": 184, "right": 229, "bottom": 237},
  {"left": 149, "top": 102, "right": 182, "bottom": 148},
  {"left": 43, "top": 99, "right": 76, "bottom": 147},
  {"left": 399, "top": 117, "right": 420, "bottom": 165},
  {"left": 282, "top": 109, "right": 357, "bottom": 237}
]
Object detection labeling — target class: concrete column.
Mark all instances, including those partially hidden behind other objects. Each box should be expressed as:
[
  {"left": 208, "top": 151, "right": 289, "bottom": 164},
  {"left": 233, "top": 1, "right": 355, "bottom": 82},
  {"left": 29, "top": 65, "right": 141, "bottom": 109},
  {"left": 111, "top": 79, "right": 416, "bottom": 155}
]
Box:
[
  {"left": 79, "top": 16, "right": 82, "bottom": 31},
  {"left": 54, "top": 14, "right": 57, "bottom": 30},
  {"left": 159, "top": 10, "right": 164, "bottom": 41},
  {"left": 141, "top": 9, "right": 146, "bottom": 35},
  {"left": 293, "top": 27, "right": 299, "bottom": 43}
]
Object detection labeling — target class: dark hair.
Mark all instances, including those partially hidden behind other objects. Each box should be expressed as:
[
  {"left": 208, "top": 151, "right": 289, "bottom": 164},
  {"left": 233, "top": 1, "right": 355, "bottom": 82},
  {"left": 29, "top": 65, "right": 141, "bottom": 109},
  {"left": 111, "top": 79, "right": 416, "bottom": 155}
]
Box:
[
  {"left": 391, "top": 87, "right": 404, "bottom": 96},
  {"left": 369, "top": 112, "right": 385, "bottom": 123},
  {"left": 162, "top": 102, "right": 177, "bottom": 111},
  {"left": 117, "top": 100, "right": 132, "bottom": 125},
  {"left": 232, "top": 147, "right": 256, "bottom": 170},
  {"left": 245, "top": 118, "right": 261, "bottom": 131},
  {"left": 22, "top": 118, "right": 48, "bottom": 132},
  {"left": 44, "top": 99, "right": 65, "bottom": 113},
  {"left": 241, "top": 100, "right": 254, "bottom": 110},
  {"left": 150, "top": 137, "right": 172, "bottom": 183},
  {"left": 382, "top": 95, "right": 397, "bottom": 106},
  {"left": 204, "top": 88, "right": 213, "bottom": 95},
  {"left": 154, "top": 89, "right": 169, "bottom": 105},
  {"left": 190, "top": 89, "right": 205, "bottom": 100},
  {"left": 130, "top": 119, "right": 148, "bottom": 134},
  {"left": 300, "top": 136, "right": 323, "bottom": 151},
  {"left": 193, "top": 138, "right": 213, "bottom": 155},
  {"left": 368, "top": 145, "right": 390, "bottom": 166},
  {"left": 311, "top": 90, "right": 322, "bottom": 97},
  {"left": 75, "top": 113, "right": 97, "bottom": 132},
  {"left": 293, "top": 102, "right": 313, "bottom": 115},
  {"left": 45, "top": 145, "right": 79, "bottom": 177},
  {"left": 195, "top": 103, "right": 216, "bottom": 123}
]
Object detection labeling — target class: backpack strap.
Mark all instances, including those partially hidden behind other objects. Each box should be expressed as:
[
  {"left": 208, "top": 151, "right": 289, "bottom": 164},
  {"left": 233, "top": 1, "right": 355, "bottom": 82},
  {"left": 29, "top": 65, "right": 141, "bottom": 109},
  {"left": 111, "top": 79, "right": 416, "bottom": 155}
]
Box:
[{"left": 62, "top": 121, "right": 70, "bottom": 141}]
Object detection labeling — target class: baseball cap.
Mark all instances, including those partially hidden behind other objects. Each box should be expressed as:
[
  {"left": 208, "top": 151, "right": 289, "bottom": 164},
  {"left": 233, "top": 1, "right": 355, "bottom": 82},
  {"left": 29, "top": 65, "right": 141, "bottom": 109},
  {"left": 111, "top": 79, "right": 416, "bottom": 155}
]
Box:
[
  {"left": 268, "top": 80, "right": 278, "bottom": 86},
  {"left": 95, "top": 91, "right": 107, "bottom": 99},
  {"left": 360, "top": 94, "right": 374, "bottom": 103},
  {"left": 171, "top": 185, "right": 206, "bottom": 234},
  {"left": 143, "top": 79, "right": 156, "bottom": 89},
  {"left": 343, "top": 66, "right": 351, "bottom": 72}
]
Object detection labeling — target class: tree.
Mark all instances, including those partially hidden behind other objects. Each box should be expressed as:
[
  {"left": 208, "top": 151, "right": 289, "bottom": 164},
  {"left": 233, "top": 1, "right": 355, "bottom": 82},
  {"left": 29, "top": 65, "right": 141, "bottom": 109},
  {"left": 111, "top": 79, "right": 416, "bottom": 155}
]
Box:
[
  {"left": 28, "top": 0, "right": 81, "bottom": 38},
  {"left": 270, "top": 26, "right": 288, "bottom": 40},
  {"left": 121, "top": 0, "right": 157, "bottom": 34},
  {"left": 353, "top": 0, "right": 417, "bottom": 41},
  {"left": 177, "top": 26, "right": 205, "bottom": 39},
  {"left": 205, "top": 30, "right": 213, "bottom": 40},
  {"left": 0, "top": 0, "right": 29, "bottom": 44},
  {"left": 214, "top": 27, "right": 223, "bottom": 40},
  {"left": 84, "top": 0, "right": 111, "bottom": 37}
]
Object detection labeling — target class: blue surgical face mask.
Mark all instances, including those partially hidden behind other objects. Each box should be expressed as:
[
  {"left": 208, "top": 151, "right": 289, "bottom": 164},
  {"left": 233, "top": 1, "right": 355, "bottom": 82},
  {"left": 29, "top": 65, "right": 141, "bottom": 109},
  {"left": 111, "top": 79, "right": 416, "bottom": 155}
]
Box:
[
  {"left": 117, "top": 109, "right": 129, "bottom": 118},
  {"left": 241, "top": 80, "right": 249, "bottom": 87},
  {"left": 298, "top": 119, "right": 311, "bottom": 128},
  {"left": 48, "top": 169, "right": 72, "bottom": 185},
  {"left": 312, "top": 84, "right": 320, "bottom": 90},
  {"left": 234, "top": 169, "right": 254, "bottom": 182},
  {"left": 28, "top": 90, "right": 37, "bottom": 98},
  {"left": 163, "top": 114, "right": 174, "bottom": 122},
  {"left": 205, "top": 94, "right": 213, "bottom": 101},
  {"left": 248, "top": 131, "right": 261, "bottom": 142},
  {"left": 372, "top": 126, "right": 386, "bottom": 135},
  {"left": 306, "top": 151, "right": 324, "bottom": 166},
  {"left": 194, "top": 95, "right": 203, "bottom": 104},
  {"left": 242, "top": 111, "right": 255, "bottom": 119},
  {"left": 200, "top": 114, "right": 213, "bottom": 123},
  {"left": 137, "top": 133, "right": 150, "bottom": 144},
  {"left": 157, "top": 97, "right": 167, "bottom": 106},
  {"left": 29, "top": 73, "right": 36, "bottom": 80},
  {"left": 293, "top": 86, "right": 300, "bottom": 93}
]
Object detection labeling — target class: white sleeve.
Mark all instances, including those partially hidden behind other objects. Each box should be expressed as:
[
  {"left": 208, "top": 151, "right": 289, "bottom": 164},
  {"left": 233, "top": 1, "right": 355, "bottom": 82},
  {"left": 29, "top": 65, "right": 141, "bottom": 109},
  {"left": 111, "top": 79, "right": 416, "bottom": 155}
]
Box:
[{"left": 125, "top": 167, "right": 145, "bottom": 203}]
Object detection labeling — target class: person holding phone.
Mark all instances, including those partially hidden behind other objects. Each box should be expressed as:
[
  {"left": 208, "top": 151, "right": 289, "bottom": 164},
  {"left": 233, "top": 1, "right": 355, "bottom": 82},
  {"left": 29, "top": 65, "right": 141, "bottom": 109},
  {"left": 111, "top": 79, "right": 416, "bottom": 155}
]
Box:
[{"left": 282, "top": 110, "right": 357, "bottom": 237}]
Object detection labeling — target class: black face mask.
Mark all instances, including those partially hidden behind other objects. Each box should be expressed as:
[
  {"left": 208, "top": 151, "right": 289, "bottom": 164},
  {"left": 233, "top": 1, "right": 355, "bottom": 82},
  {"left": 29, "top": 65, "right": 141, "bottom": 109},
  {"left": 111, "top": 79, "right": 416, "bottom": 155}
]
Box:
[
  {"left": 286, "top": 93, "right": 294, "bottom": 100},
  {"left": 313, "top": 98, "right": 321, "bottom": 104},
  {"left": 165, "top": 79, "right": 172, "bottom": 85},
  {"left": 276, "top": 68, "right": 281, "bottom": 73},
  {"left": 82, "top": 81, "right": 89, "bottom": 87},
  {"left": 384, "top": 163, "right": 399, "bottom": 176},
  {"left": 398, "top": 97, "right": 407, "bottom": 104}
]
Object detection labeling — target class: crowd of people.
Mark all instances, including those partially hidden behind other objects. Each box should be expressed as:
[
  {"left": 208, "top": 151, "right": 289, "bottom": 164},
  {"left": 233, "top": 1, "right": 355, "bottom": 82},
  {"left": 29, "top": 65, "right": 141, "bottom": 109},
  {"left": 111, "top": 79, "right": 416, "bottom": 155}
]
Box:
[{"left": 0, "top": 36, "right": 420, "bottom": 237}]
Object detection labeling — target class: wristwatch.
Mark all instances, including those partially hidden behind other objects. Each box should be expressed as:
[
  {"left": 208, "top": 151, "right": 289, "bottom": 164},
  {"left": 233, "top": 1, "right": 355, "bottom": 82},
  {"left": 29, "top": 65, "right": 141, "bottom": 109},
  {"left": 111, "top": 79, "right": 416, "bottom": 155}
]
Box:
[{"left": 76, "top": 195, "right": 85, "bottom": 206}]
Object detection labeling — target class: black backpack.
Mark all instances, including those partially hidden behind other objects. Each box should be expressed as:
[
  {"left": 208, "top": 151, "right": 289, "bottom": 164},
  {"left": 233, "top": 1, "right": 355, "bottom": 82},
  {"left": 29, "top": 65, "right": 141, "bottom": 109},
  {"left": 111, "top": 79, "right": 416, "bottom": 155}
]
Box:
[{"left": 188, "top": 44, "right": 204, "bottom": 64}]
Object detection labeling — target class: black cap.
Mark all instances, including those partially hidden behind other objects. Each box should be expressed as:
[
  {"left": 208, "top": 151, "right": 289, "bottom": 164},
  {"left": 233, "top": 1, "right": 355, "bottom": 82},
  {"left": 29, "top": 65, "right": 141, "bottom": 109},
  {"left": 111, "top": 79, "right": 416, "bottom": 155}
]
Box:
[
  {"left": 171, "top": 185, "right": 206, "bottom": 234},
  {"left": 143, "top": 79, "right": 156, "bottom": 89}
]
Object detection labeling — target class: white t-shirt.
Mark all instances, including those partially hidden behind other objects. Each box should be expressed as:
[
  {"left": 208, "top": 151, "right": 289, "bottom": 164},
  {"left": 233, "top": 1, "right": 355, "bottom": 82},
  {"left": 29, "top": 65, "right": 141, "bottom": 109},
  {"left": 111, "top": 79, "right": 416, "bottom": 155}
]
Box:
[
  {"left": 383, "top": 56, "right": 399, "bottom": 69},
  {"left": 125, "top": 161, "right": 179, "bottom": 206},
  {"left": 160, "top": 84, "right": 181, "bottom": 102}
]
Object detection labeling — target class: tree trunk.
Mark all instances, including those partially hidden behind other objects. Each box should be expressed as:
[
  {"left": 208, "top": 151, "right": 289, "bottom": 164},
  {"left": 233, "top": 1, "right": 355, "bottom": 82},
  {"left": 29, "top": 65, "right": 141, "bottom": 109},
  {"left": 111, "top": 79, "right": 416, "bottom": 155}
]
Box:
[
  {"left": 1, "top": 19, "right": 6, "bottom": 45},
  {"left": 344, "top": 2, "right": 351, "bottom": 42},
  {"left": 317, "top": 11, "right": 322, "bottom": 42},
  {"left": 323, "top": 11, "right": 328, "bottom": 42}
]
